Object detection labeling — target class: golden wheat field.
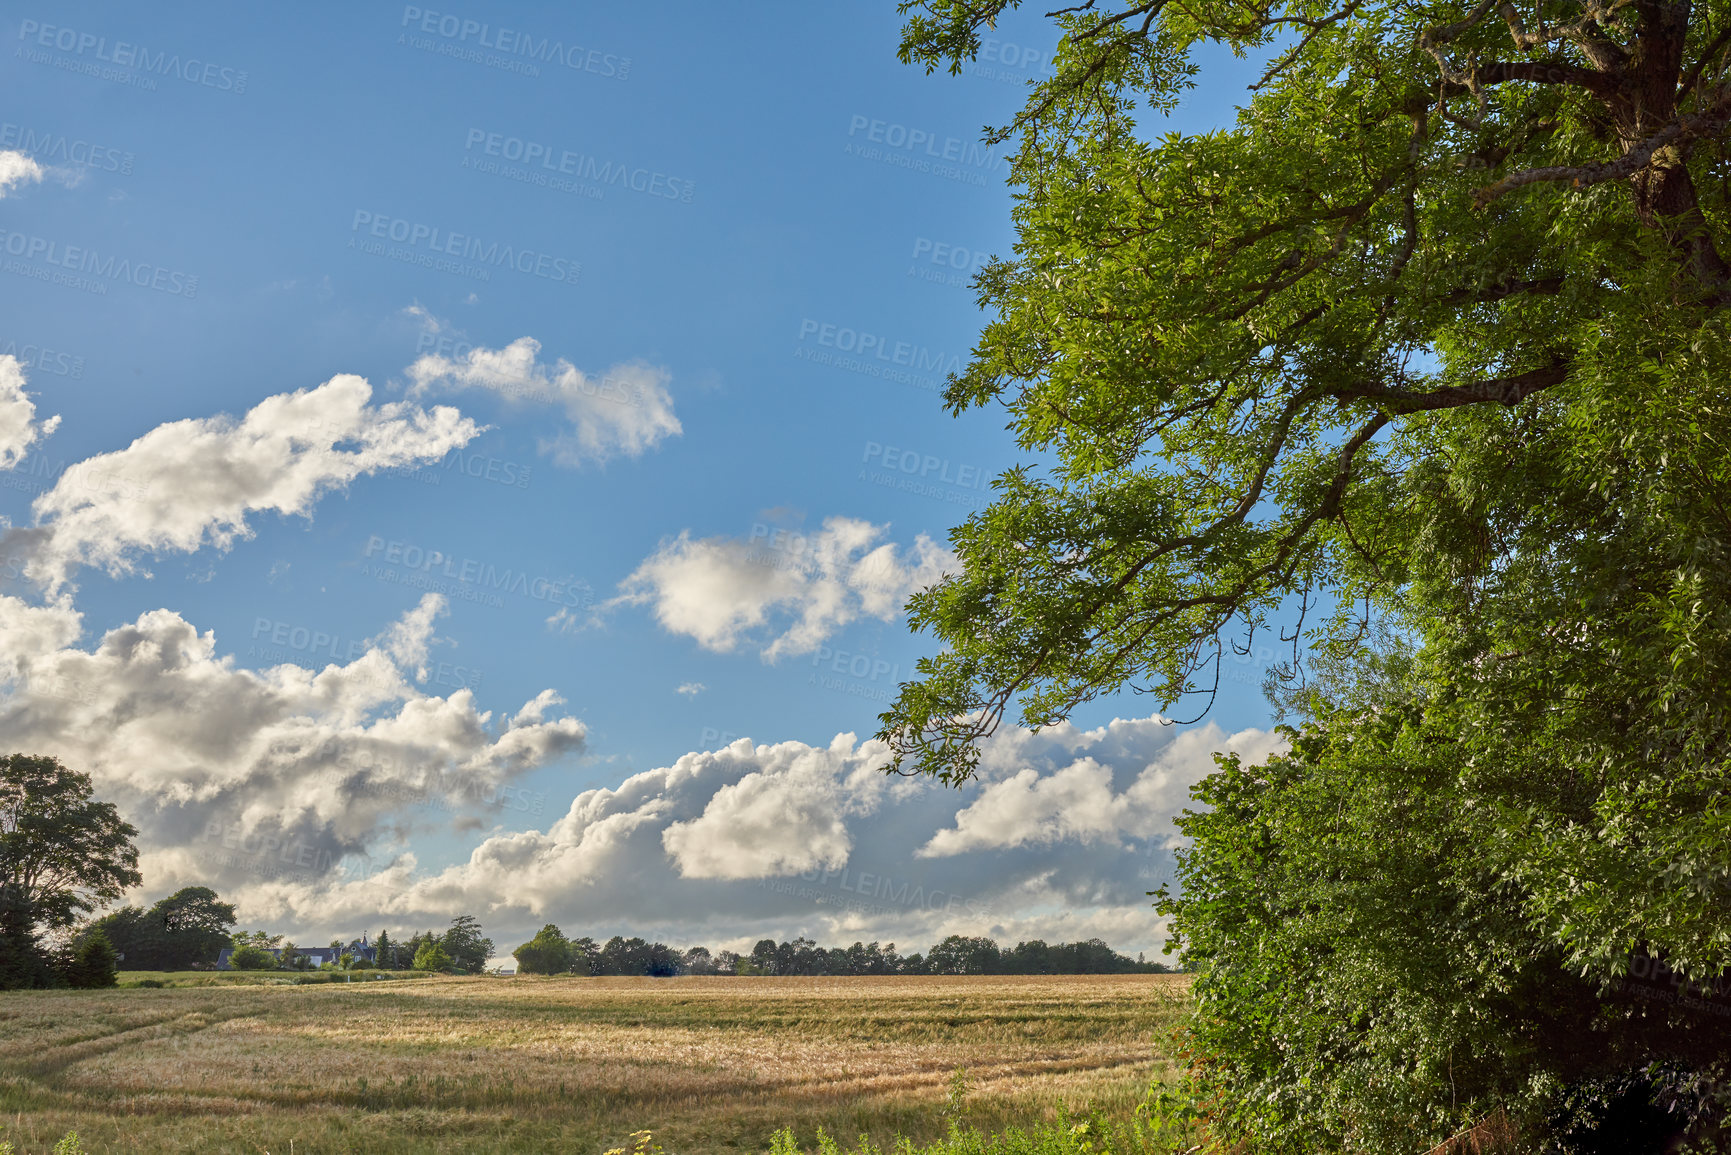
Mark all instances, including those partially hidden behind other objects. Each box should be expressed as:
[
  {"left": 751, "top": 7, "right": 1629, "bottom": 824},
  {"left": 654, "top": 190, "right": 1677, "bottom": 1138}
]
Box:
[{"left": 0, "top": 973, "right": 1192, "bottom": 1154}]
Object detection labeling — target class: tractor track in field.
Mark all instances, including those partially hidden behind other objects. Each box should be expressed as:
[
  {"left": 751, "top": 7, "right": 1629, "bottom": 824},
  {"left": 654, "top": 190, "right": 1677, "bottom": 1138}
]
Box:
[{"left": 10, "top": 1008, "right": 257, "bottom": 1081}]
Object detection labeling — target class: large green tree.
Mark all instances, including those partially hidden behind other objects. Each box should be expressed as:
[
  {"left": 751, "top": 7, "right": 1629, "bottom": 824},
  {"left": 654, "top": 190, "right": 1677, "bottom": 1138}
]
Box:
[
  {"left": 86, "top": 886, "right": 237, "bottom": 970},
  {"left": 439, "top": 914, "right": 494, "bottom": 974},
  {"left": 1166, "top": 661, "right": 1731, "bottom": 1150},
  {"left": 512, "top": 924, "right": 575, "bottom": 975},
  {"left": 878, "top": 0, "right": 1731, "bottom": 1148},
  {"left": 880, "top": 0, "right": 1731, "bottom": 784},
  {"left": 0, "top": 753, "right": 140, "bottom": 989}
]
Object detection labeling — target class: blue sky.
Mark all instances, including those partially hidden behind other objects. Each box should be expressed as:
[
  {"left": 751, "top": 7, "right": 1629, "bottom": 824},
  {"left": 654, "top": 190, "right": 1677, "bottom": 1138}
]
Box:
[{"left": 0, "top": 3, "right": 1279, "bottom": 959}]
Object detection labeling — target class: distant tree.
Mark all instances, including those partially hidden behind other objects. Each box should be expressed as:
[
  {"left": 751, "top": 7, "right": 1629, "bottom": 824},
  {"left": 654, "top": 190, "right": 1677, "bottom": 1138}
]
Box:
[
  {"left": 513, "top": 924, "right": 574, "bottom": 975},
  {"left": 401, "top": 930, "right": 432, "bottom": 968},
  {"left": 1002, "top": 939, "right": 1051, "bottom": 975},
  {"left": 66, "top": 927, "right": 119, "bottom": 988},
  {"left": 682, "top": 946, "right": 714, "bottom": 975},
  {"left": 0, "top": 753, "right": 141, "bottom": 989},
  {"left": 280, "top": 942, "right": 308, "bottom": 970},
  {"left": 926, "top": 935, "right": 1001, "bottom": 975},
  {"left": 83, "top": 905, "right": 150, "bottom": 967},
  {"left": 748, "top": 938, "right": 778, "bottom": 976},
  {"left": 89, "top": 887, "right": 235, "bottom": 970},
  {"left": 714, "top": 950, "right": 741, "bottom": 975},
  {"left": 780, "top": 937, "right": 824, "bottom": 975},
  {"left": 373, "top": 929, "right": 395, "bottom": 970},
  {"left": 153, "top": 887, "right": 236, "bottom": 961},
  {"left": 412, "top": 940, "right": 452, "bottom": 973},
  {"left": 228, "top": 944, "right": 278, "bottom": 970},
  {"left": 589, "top": 935, "right": 684, "bottom": 976},
  {"left": 440, "top": 915, "right": 493, "bottom": 974},
  {"left": 645, "top": 941, "right": 682, "bottom": 977},
  {"left": 230, "top": 930, "right": 281, "bottom": 950}
]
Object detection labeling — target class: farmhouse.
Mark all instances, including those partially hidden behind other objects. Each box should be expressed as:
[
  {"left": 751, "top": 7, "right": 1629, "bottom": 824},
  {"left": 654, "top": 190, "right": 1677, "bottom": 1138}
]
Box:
[{"left": 215, "top": 935, "right": 377, "bottom": 970}]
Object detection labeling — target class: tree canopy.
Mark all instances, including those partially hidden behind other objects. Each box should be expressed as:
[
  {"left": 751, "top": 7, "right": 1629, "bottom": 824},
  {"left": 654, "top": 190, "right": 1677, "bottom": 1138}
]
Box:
[
  {"left": 86, "top": 886, "right": 237, "bottom": 970},
  {"left": 440, "top": 914, "right": 495, "bottom": 974},
  {"left": 879, "top": 0, "right": 1731, "bottom": 1147},
  {"left": 0, "top": 753, "right": 140, "bottom": 988},
  {"left": 878, "top": 0, "right": 1731, "bottom": 783},
  {"left": 412, "top": 940, "right": 452, "bottom": 973},
  {"left": 512, "top": 924, "right": 576, "bottom": 975}
]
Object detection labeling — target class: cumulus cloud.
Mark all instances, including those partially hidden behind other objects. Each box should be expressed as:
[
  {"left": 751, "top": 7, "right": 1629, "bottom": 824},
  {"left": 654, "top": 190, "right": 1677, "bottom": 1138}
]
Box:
[
  {"left": 660, "top": 735, "right": 890, "bottom": 880},
  {"left": 406, "top": 335, "right": 680, "bottom": 467},
  {"left": 190, "top": 714, "right": 1280, "bottom": 958},
  {"left": 917, "top": 724, "right": 1287, "bottom": 857},
  {"left": 0, "top": 355, "right": 60, "bottom": 469},
  {"left": 0, "top": 592, "right": 587, "bottom": 901},
  {"left": 611, "top": 517, "right": 954, "bottom": 659},
  {"left": 6, "top": 374, "right": 480, "bottom": 590},
  {"left": 0, "top": 150, "right": 44, "bottom": 197},
  {"left": 675, "top": 682, "right": 706, "bottom": 696}
]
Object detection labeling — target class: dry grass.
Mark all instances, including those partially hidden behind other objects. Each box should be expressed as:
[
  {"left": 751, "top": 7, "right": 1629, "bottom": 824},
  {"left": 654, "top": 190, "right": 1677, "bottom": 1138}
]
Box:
[
  {"left": 0, "top": 973, "right": 1192, "bottom": 1154},
  {"left": 110, "top": 970, "right": 433, "bottom": 989}
]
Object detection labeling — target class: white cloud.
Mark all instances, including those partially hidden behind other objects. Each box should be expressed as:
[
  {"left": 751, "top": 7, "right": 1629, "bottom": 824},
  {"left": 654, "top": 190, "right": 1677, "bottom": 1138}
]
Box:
[
  {"left": 0, "top": 593, "right": 587, "bottom": 904},
  {"left": 917, "top": 724, "right": 1287, "bottom": 857},
  {"left": 660, "top": 734, "right": 891, "bottom": 880},
  {"left": 372, "top": 592, "right": 445, "bottom": 682},
  {"left": 170, "top": 714, "right": 1279, "bottom": 958},
  {"left": 611, "top": 516, "right": 955, "bottom": 659},
  {"left": 675, "top": 682, "right": 706, "bottom": 696},
  {"left": 406, "top": 335, "right": 680, "bottom": 467},
  {"left": 7, "top": 374, "right": 480, "bottom": 590},
  {"left": 0, "top": 150, "right": 44, "bottom": 198},
  {"left": 0, "top": 355, "right": 60, "bottom": 469}
]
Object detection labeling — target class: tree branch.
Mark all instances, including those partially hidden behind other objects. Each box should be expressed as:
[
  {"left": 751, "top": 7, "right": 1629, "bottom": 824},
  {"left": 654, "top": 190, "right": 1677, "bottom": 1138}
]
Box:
[
  {"left": 1328, "top": 360, "right": 1571, "bottom": 412},
  {"left": 1472, "top": 87, "right": 1731, "bottom": 207}
]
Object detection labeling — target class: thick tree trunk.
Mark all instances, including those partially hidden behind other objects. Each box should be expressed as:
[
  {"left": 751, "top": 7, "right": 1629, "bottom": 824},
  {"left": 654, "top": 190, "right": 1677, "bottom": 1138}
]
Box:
[
  {"left": 1631, "top": 158, "right": 1731, "bottom": 290},
  {"left": 1618, "top": 0, "right": 1731, "bottom": 290}
]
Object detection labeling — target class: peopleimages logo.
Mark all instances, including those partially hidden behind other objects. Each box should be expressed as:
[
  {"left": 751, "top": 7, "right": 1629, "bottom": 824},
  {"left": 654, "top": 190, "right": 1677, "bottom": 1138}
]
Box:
[
  {"left": 862, "top": 441, "right": 989, "bottom": 492},
  {"left": 349, "top": 211, "right": 580, "bottom": 286},
  {"left": 0, "top": 339, "right": 83, "bottom": 378},
  {"left": 16, "top": 19, "right": 248, "bottom": 92},
  {"left": 462, "top": 129, "right": 694, "bottom": 203},
  {"left": 843, "top": 115, "right": 1007, "bottom": 186},
  {"left": 795, "top": 319, "right": 964, "bottom": 374},
  {"left": 361, "top": 535, "right": 590, "bottom": 609},
  {"left": 398, "top": 7, "right": 629, "bottom": 79},
  {"left": 0, "top": 122, "right": 133, "bottom": 174},
  {"left": 0, "top": 228, "right": 198, "bottom": 297}
]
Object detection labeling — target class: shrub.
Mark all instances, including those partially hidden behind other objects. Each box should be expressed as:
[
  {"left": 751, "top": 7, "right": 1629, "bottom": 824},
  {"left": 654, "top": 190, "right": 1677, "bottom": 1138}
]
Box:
[
  {"left": 228, "top": 944, "right": 278, "bottom": 970},
  {"left": 412, "top": 941, "right": 452, "bottom": 972},
  {"left": 514, "top": 924, "right": 575, "bottom": 974},
  {"left": 65, "top": 930, "right": 119, "bottom": 989}
]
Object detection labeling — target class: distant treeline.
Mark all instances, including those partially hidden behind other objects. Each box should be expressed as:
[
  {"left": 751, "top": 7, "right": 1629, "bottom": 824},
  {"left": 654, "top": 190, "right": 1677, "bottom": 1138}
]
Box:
[{"left": 513, "top": 928, "right": 1176, "bottom": 976}]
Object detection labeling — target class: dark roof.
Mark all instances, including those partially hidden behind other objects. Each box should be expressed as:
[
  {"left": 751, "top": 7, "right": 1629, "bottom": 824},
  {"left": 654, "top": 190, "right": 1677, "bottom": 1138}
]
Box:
[{"left": 215, "top": 943, "right": 372, "bottom": 969}]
